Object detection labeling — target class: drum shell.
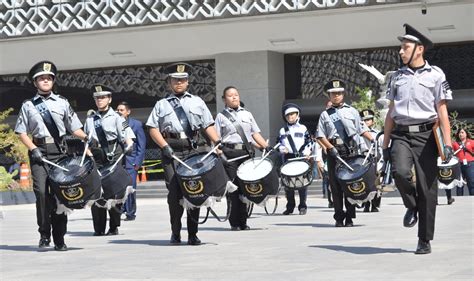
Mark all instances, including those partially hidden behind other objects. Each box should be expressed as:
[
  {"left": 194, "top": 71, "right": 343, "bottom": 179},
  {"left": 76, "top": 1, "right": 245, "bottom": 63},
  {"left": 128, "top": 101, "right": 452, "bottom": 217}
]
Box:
[
  {"left": 49, "top": 157, "right": 102, "bottom": 209},
  {"left": 438, "top": 158, "right": 461, "bottom": 185},
  {"left": 100, "top": 163, "right": 132, "bottom": 200},
  {"left": 280, "top": 160, "right": 314, "bottom": 189},
  {"left": 176, "top": 153, "right": 229, "bottom": 207},
  {"left": 237, "top": 158, "right": 280, "bottom": 205},
  {"left": 336, "top": 155, "right": 376, "bottom": 203}
]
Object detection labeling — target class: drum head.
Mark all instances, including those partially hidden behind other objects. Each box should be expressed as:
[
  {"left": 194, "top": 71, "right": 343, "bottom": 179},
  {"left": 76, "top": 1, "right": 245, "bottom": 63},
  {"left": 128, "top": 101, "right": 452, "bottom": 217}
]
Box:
[
  {"left": 280, "top": 160, "right": 310, "bottom": 177},
  {"left": 336, "top": 156, "right": 370, "bottom": 181},
  {"left": 176, "top": 153, "right": 219, "bottom": 177},
  {"left": 437, "top": 156, "right": 459, "bottom": 167},
  {"left": 237, "top": 157, "right": 273, "bottom": 181},
  {"left": 49, "top": 156, "right": 94, "bottom": 184}
]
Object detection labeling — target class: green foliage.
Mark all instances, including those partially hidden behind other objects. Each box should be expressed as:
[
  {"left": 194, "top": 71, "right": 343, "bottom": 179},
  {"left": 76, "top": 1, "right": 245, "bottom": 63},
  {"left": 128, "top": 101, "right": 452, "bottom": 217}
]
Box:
[
  {"left": 351, "top": 87, "right": 383, "bottom": 129},
  {"left": 0, "top": 166, "right": 18, "bottom": 190},
  {"left": 0, "top": 108, "right": 28, "bottom": 163},
  {"left": 449, "top": 111, "right": 473, "bottom": 140}
]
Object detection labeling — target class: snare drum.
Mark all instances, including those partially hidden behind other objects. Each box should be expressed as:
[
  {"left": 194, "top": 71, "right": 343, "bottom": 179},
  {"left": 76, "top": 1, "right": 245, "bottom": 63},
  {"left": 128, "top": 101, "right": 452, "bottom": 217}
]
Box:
[
  {"left": 336, "top": 155, "right": 377, "bottom": 205},
  {"left": 176, "top": 152, "right": 229, "bottom": 208},
  {"left": 49, "top": 156, "right": 101, "bottom": 209},
  {"left": 237, "top": 157, "right": 279, "bottom": 205},
  {"left": 437, "top": 156, "right": 463, "bottom": 189},
  {"left": 99, "top": 162, "right": 132, "bottom": 200},
  {"left": 280, "top": 160, "right": 314, "bottom": 189}
]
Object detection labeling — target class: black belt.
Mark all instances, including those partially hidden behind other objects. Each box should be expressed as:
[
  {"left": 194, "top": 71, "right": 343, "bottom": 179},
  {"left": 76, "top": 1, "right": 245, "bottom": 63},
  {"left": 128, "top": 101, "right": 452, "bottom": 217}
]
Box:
[
  {"left": 163, "top": 131, "right": 191, "bottom": 139},
  {"left": 394, "top": 122, "right": 435, "bottom": 133},
  {"left": 329, "top": 138, "right": 345, "bottom": 146},
  {"left": 223, "top": 143, "right": 245, "bottom": 150},
  {"left": 33, "top": 136, "right": 59, "bottom": 145}
]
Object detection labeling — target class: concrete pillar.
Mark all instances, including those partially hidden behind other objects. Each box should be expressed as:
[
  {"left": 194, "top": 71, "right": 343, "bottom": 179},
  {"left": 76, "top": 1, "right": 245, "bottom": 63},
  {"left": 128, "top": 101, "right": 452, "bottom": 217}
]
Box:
[{"left": 215, "top": 51, "right": 285, "bottom": 143}]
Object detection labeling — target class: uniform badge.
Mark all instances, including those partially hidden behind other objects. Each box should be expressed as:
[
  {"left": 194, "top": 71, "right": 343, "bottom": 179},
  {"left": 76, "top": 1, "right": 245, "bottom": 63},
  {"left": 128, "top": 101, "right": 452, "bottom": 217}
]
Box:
[
  {"left": 43, "top": 63, "right": 52, "bottom": 72},
  {"left": 332, "top": 81, "right": 340, "bottom": 88},
  {"left": 363, "top": 111, "right": 369, "bottom": 117},
  {"left": 95, "top": 86, "right": 103, "bottom": 92},
  {"left": 177, "top": 64, "right": 185, "bottom": 73}
]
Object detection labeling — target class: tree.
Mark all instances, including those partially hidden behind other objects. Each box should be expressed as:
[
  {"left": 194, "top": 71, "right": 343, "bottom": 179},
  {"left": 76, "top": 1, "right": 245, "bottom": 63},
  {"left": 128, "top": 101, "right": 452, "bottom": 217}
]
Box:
[
  {"left": 351, "top": 86, "right": 383, "bottom": 129},
  {"left": 0, "top": 108, "right": 28, "bottom": 164}
]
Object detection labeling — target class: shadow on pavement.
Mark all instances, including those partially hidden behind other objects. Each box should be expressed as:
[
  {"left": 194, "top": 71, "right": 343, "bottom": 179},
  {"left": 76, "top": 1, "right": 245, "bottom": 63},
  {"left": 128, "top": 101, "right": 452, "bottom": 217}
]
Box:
[
  {"left": 273, "top": 223, "right": 347, "bottom": 228},
  {"left": 0, "top": 245, "right": 83, "bottom": 252},
  {"left": 108, "top": 239, "right": 218, "bottom": 246},
  {"left": 310, "top": 245, "right": 411, "bottom": 254}
]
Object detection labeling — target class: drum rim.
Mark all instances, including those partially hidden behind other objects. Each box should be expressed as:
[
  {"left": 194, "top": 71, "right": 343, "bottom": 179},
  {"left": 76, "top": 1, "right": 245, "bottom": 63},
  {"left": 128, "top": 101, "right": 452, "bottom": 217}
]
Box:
[
  {"left": 176, "top": 151, "right": 219, "bottom": 177},
  {"left": 49, "top": 156, "right": 97, "bottom": 185},
  {"left": 335, "top": 155, "right": 373, "bottom": 181}
]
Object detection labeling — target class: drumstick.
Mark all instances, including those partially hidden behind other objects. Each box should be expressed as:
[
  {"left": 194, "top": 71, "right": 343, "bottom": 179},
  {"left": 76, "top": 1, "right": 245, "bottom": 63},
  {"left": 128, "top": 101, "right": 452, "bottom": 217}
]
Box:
[
  {"left": 336, "top": 156, "right": 354, "bottom": 172},
  {"left": 200, "top": 136, "right": 231, "bottom": 162},
  {"left": 172, "top": 155, "right": 192, "bottom": 170},
  {"left": 80, "top": 130, "right": 94, "bottom": 167},
  {"left": 254, "top": 143, "right": 281, "bottom": 168},
  {"left": 262, "top": 139, "right": 270, "bottom": 157},
  {"left": 288, "top": 155, "right": 317, "bottom": 161},
  {"left": 42, "top": 158, "right": 70, "bottom": 172},
  {"left": 362, "top": 143, "right": 374, "bottom": 166},
  {"left": 109, "top": 153, "right": 125, "bottom": 172},
  {"left": 454, "top": 148, "right": 462, "bottom": 155},
  {"left": 227, "top": 154, "right": 250, "bottom": 163}
]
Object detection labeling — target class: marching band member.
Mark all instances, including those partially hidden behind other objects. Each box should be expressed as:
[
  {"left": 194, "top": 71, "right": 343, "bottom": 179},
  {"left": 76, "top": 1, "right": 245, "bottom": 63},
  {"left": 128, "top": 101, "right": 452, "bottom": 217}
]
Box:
[
  {"left": 359, "top": 109, "right": 382, "bottom": 212},
  {"left": 278, "top": 103, "right": 313, "bottom": 215},
  {"left": 383, "top": 24, "right": 453, "bottom": 254},
  {"left": 316, "top": 79, "right": 373, "bottom": 227},
  {"left": 15, "top": 61, "right": 88, "bottom": 251},
  {"left": 84, "top": 85, "right": 135, "bottom": 236},
  {"left": 146, "top": 62, "right": 221, "bottom": 245},
  {"left": 215, "top": 86, "right": 269, "bottom": 230}
]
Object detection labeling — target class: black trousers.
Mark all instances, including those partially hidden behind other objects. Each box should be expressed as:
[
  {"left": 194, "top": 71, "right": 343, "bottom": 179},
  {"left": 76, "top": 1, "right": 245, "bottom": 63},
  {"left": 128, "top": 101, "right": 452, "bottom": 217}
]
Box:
[
  {"left": 390, "top": 129, "right": 438, "bottom": 241},
  {"left": 222, "top": 147, "right": 249, "bottom": 228},
  {"left": 162, "top": 142, "right": 207, "bottom": 237},
  {"left": 327, "top": 155, "right": 356, "bottom": 222},
  {"left": 30, "top": 143, "right": 67, "bottom": 245},
  {"left": 90, "top": 146, "right": 123, "bottom": 233}
]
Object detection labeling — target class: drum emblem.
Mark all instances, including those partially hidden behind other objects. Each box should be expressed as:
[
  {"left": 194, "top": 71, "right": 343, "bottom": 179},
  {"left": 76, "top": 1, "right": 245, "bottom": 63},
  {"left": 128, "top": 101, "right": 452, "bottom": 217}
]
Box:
[
  {"left": 61, "top": 186, "right": 84, "bottom": 201},
  {"left": 347, "top": 181, "right": 366, "bottom": 194},
  {"left": 245, "top": 183, "right": 263, "bottom": 195},
  {"left": 183, "top": 180, "right": 204, "bottom": 195},
  {"left": 439, "top": 168, "right": 452, "bottom": 178}
]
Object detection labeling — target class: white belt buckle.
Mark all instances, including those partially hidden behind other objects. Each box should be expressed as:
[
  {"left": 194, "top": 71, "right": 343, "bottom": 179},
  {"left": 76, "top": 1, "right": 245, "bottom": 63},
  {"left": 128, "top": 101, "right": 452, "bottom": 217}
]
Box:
[
  {"left": 408, "top": 125, "right": 420, "bottom": 133},
  {"left": 335, "top": 139, "right": 344, "bottom": 145},
  {"left": 179, "top": 132, "right": 187, "bottom": 139},
  {"left": 235, "top": 144, "right": 243, "bottom": 149}
]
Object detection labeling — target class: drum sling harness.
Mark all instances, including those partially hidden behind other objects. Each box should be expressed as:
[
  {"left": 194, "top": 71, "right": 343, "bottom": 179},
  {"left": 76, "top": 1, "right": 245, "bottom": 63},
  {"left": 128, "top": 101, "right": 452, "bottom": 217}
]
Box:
[
  {"left": 283, "top": 125, "right": 305, "bottom": 157},
  {"left": 166, "top": 96, "right": 198, "bottom": 149},
  {"left": 93, "top": 114, "right": 117, "bottom": 161},
  {"left": 221, "top": 109, "right": 254, "bottom": 154},
  {"left": 32, "top": 97, "right": 65, "bottom": 153},
  {"left": 327, "top": 107, "right": 355, "bottom": 153}
]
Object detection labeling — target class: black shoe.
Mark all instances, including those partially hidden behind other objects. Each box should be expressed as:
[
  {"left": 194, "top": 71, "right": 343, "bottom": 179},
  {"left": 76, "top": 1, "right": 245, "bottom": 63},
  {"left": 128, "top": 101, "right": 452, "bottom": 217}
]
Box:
[
  {"left": 299, "top": 208, "right": 307, "bottom": 215},
  {"left": 170, "top": 233, "right": 181, "bottom": 244},
  {"left": 345, "top": 220, "right": 354, "bottom": 227},
  {"left": 403, "top": 208, "right": 418, "bottom": 228},
  {"left": 106, "top": 229, "right": 119, "bottom": 236},
  {"left": 38, "top": 238, "right": 51, "bottom": 248},
  {"left": 54, "top": 244, "right": 68, "bottom": 251},
  {"left": 363, "top": 204, "right": 370, "bottom": 213},
  {"left": 240, "top": 225, "right": 250, "bottom": 230},
  {"left": 282, "top": 209, "right": 293, "bottom": 215},
  {"left": 447, "top": 198, "right": 455, "bottom": 205},
  {"left": 415, "top": 239, "right": 431, "bottom": 254},
  {"left": 335, "top": 221, "right": 344, "bottom": 227},
  {"left": 93, "top": 232, "right": 105, "bottom": 236},
  {"left": 371, "top": 207, "right": 379, "bottom": 212},
  {"left": 124, "top": 216, "right": 136, "bottom": 221},
  {"left": 328, "top": 202, "right": 334, "bottom": 208},
  {"left": 230, "top": 226, "right": 240, "bottom": 231},
  {"left": 187, "top": 235, "right": 201, "bottom": 246}
]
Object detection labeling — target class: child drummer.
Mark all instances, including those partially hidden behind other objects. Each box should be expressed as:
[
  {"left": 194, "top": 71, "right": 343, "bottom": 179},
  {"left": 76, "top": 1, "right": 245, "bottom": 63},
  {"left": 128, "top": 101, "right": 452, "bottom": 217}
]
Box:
[{"left": 278, "top": 103, "right": 313, "bottom": 215}]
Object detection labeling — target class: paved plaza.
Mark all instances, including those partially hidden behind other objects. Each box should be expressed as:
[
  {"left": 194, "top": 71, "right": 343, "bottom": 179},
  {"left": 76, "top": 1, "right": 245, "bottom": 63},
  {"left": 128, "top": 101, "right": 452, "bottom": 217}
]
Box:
[{"left": 0, "top": 191, "right": 473, "bottom": 280}]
